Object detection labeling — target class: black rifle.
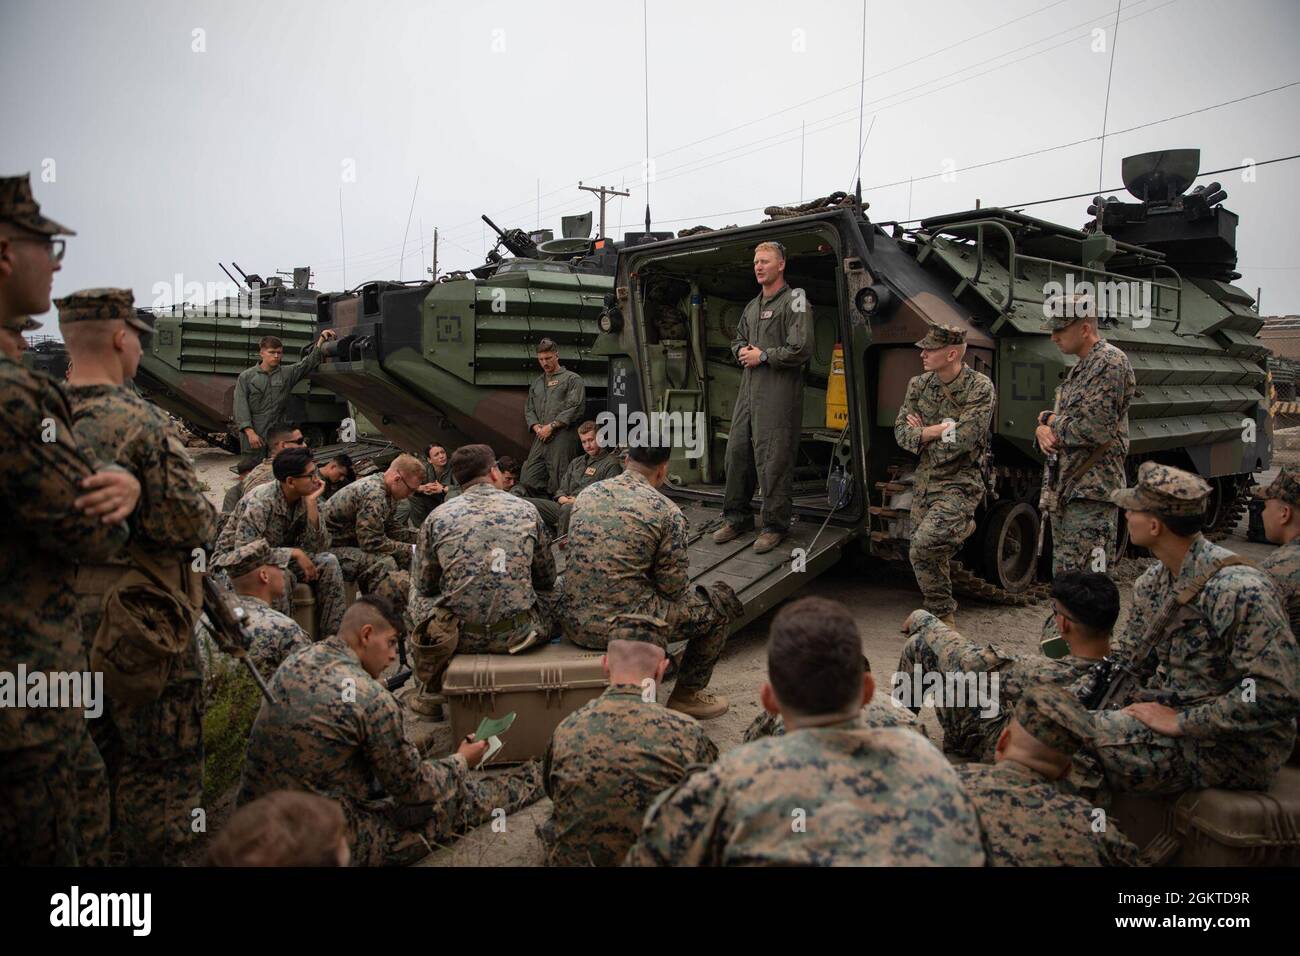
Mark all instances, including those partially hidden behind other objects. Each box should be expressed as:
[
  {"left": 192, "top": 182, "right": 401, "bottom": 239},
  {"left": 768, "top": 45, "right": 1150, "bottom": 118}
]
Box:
[{"left": 201, "top": 575, "right": 279, "bottom": 705}]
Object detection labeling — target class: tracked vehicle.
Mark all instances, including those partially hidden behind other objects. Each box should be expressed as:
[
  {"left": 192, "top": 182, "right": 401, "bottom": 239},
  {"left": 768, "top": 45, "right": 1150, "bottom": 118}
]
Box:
[{"left": 593, "top": 148, "right": 1268, "bottom": 626}]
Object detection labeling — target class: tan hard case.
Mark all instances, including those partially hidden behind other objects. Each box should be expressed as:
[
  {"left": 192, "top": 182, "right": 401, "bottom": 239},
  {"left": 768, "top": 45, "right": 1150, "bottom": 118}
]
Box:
[{"left": 442, "top": 643, "right": 608, "bottom": 764}]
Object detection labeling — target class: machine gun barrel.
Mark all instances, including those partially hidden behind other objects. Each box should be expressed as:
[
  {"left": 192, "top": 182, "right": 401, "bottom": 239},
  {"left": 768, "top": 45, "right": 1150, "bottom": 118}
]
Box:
[{"left": 481, "top": 214, "right": 506, "bottom": 238}]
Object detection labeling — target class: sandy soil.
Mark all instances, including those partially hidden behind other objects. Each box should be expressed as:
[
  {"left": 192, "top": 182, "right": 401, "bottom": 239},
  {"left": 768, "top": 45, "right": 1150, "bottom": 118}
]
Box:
[{"left": 191, "top": 443, "right": 1285, "bottom": 867}]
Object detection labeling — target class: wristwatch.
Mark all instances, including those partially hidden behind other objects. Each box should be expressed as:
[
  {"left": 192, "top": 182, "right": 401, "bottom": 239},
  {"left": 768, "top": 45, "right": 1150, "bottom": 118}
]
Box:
[
  {"left": 759, "top": 349, "right": 769, "bottom": 364},
  {"left": 1038, "top": 411, "right": 1052, "bottom": 427}
]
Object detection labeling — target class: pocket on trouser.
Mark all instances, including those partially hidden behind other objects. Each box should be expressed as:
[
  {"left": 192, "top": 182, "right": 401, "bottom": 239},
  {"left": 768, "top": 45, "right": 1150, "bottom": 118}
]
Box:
[
  {"left": 411, "top": 609, "right": 459, "bottom": 686},
  {"left": 0, "top": 745, "right": 79, "bottom": 865}
]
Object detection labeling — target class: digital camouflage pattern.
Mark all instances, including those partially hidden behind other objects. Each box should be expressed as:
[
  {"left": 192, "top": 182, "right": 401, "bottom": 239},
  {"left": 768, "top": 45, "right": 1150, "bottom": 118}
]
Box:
[
  {"left": 237, "top": 634, "right": 544, "bottom": 865},
  {"left": 0, "top": 171, "right": 75, "bottom": 235},
  {"left": 624, "top": 717, "right": 985, "bottom": 866},
  {"left": 1047, "top": 339, "right": 1135, "bottom": 579},
  {"left": 914, "top": 322, "right": 967, "bottom": 349},
  {"left": 67, "top": 380, "right": 216, "bottom": 866},
  {"left": 563, "top": 469, "right": 730, "bottom": 695},
  {"left": 541, "top": 683, "right": 718, "bottom": 867},
  {"left": 215, "top": 479, "right": 347, "bottom": 636},
  {"left": 1048, "top": 339, "right": 1135, "bottom": 507},
  {"left": 1083, "top": 535, "right": 1299, "bottom": 794},
  {"left": 241, "top": 458, "right": 275, "bottom": 496},
  {"left": 741, "top": 694, "right": 931, "bottom": 743},
  {"left": 197, "top": 593, "right": 310, "bottom": 689},
  {"left": 521, "top": 364, "right": 586, "bottom": 496},
  {"left": 1258, "top": 538, "right": 1300, "bottom": 635},
  {"left": 413, "top": 481, "right": 558, "bottom": 649},
  {"left": 955, "top": 760, "right": 1140, "bottom": 866},
  {"left": 54, "top": 287, "right": 150, "bottom": 334},
  {"left": 533, "top": 447, "right": 623, "bottom": 535},
  {"left": 722, "top": 284, "right": 813, "bottom": 534},
  {"left": 0, "top": 355, "right": 125, "bottom": 865},
  {"left": 898, "top": 610, "right": 1096, "bottom": 760},
  {"left": 1110, "top": 460, "right": 1211, "bottom": 516},
  {"left": 323, "top": 473, "right": 417, "bottom": 624},
  {"left": 894, "top": 364, "right": 996, "bottom": 617},
  {"left": 232, "top": 345, "right": 324, "bottom": 455}
]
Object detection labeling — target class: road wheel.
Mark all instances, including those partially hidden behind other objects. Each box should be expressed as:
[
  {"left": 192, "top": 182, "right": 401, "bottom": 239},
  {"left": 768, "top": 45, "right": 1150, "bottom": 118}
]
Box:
[{"left": 979, "top": 500, "right": 1040, "bottom": 593}]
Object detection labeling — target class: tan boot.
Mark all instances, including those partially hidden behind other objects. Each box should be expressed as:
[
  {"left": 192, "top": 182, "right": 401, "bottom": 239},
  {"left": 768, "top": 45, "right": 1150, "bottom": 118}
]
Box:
[
  {"left": 712, "top": 523, "right": 748, "bottom": 544},
  {"left": 753, "top": 531, "right": 784, "bottom": 554},
  {"left": 405, "top": 681, "right": 445, "bottom": 719},
  {"left": 939, "top": 614, "right": 956, "bottom": 629},
  {"left": 666, "top": 688, "right": 730, "bottom": 720}
]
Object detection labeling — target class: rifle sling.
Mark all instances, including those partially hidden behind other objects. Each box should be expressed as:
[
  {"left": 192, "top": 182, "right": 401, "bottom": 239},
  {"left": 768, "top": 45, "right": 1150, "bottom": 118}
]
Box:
[{"left": 1098, "top": 555, "right": 1252, "bottom": 709}]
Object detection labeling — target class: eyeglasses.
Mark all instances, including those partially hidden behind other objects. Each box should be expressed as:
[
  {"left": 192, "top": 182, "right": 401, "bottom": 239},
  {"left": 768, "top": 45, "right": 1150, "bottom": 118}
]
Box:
[
  {"left": 398, "top": 472, "right": 422, "bottom": 493},
  {"left": 5, "top": 237, "right": 65, "bottom": 263},
  {"left": 1044, "top": 605, "right": 1080, "bottom": 627}
]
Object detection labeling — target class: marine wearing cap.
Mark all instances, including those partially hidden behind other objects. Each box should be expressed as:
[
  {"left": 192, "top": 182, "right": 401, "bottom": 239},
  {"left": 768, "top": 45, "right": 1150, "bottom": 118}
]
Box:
[
  {"left": 54, "top": 288, "right": 153, "bottom": 334},
  {"left": 1110, "top": 461, "right": 1210, "bottom": 516},
  {"left": 212, "top": 539, "right": 292, "bottom": 579},
  {"left": 914, "top": 323, "right": 967, "bottom": 349},
  {"left": 1256, "top": 468, "right": 1300, "bottom": 508},
  {"left": 0, "top": 173, "right": 76, "bottom": 333},
  {"left": 1040, "top": 292, "right": 1097, "bottom": 331},
  {"left": 1014, "top": 685, "right": 1088, "bottom": 754}
]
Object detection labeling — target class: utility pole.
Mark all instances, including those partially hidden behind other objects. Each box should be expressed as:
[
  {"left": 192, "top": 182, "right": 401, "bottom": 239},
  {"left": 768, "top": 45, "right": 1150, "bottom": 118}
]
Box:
[
  {"left": 432, "top": 228, "right": 439, "bottom": 279},
  {"left": 578, "top": 182, "right": 630, "bottom": 240}
]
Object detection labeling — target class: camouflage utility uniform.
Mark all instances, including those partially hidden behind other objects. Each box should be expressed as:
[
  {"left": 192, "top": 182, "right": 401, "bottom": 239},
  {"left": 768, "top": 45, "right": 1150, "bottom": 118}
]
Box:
[
  {"left": 530, "top": 447, "right": 622, "bottom": 535},
  {"left": 322, "top": 472, "right": 416, "bottom": 622},
  {"left": 897, "top": 610, "right": 1096, "bottom": 760},
  {"left": 63, "top": 292, "right": 217, "bottom": 865},
  {"left": 722, "top": 284, "right": 813, "bottom": 536},
  {"left": 541, "top": 683, "right": 718, "bottom": 866},
  {"left": 198, "top": 593, "right": 309, "bottom": 689},
  {"left": 232, "top": 344, "right": 324, "bottom": 456},
  {"left": 237, "top": 634, "right": 544, "bottom": 865},
  {"left": 625, "top": 719, "right": 985, "bottom": 866},
  {"left": 215, "top": 479, "right": 347, "bottom": 637},
  {"left": 0, "top": 347, "right": 128, "bottom": 865},
  {"left": 522, "top": 364, "right": 586, "bottom": 496},
  {"left": 409, "top": 482, "right": 558, "bottom": 693},
  {"left": 1041, "top": 337, "right": 1135, "bottom": 578},
  {"left": 563, "top": 470, "right": 736, "bottom": 696},
  {"left": 1067, "top": 533, "right": 1298, "bottom": 794},
  {"left": 894, "top": 326, "right": 996, "bottom": 619},
  {"left": 1256, "top": 469, "right": 1300, "bottom": 634},
  {"left": 742, "top": 694, "right": 930, "bottom": 743},
  {"left": 955, "top": 760, "right": 1140, "bottom": 866}
]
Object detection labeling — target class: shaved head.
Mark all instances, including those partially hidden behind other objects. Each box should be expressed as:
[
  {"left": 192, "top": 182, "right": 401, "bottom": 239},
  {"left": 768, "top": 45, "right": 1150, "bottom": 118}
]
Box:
[
  {"left": 59, "top": 318, "right": 125, "bottom": 354},
  {"left": 391, "top": 453, "right": 425, "bottom": 481},
  {"left": 606, "top": 639, "right": 666, "bottom": 678}
]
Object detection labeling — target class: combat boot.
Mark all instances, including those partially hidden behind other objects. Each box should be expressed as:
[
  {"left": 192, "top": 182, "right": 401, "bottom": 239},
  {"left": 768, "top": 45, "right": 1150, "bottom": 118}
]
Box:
[
  {"left": 405, "top": 681, "right": 445, "bottom": 719},
  {"left": 712, "top": 522, "right": 752, "bottom": 544},
  {"left": 939, "top": 614, "right": 957, "bottom": 629},
  {"left": 753, "top": 530, "right": 784, "bottom": 554},
  {"left": 666, "top": 688, "right": 730, "bottom": 719}
]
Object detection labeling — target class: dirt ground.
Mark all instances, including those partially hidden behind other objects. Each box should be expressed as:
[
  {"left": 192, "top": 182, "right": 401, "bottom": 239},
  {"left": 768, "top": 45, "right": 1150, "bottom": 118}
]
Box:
[{"left": 191, "top": 443, "right": 1288, "bottom": 867}]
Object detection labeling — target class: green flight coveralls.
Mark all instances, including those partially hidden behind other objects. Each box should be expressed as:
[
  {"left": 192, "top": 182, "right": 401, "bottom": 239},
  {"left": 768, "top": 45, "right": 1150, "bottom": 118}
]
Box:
[
  {"left": 522, "top": 365, "right": 586, "bottom": 497},
  {"left": 233, "top": 346, "right": 324, "bottom": 455},
  {"left": 722, "top": 285, "right": 813, "bottom": 534}
]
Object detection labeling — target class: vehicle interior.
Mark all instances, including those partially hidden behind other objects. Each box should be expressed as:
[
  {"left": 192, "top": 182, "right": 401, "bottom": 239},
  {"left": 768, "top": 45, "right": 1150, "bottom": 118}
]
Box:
[{"left": 629, "top": 227, "right": 860, "bottom": 523}]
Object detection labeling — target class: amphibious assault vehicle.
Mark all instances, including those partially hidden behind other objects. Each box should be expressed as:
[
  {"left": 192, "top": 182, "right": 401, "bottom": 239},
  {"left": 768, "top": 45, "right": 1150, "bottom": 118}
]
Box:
[
  {"left": 312, "top": 212, "right": 671, "bottom": 458},
  {"left": 136, "top": 266, "right": 352, "bottom": 449},
  {"left": 590, "top": 148, "right": 1267, "bottom": 625}
]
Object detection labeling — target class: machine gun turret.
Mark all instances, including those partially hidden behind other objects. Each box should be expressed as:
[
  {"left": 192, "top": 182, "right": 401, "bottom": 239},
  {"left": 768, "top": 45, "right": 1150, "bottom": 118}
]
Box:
[{"left": 482, "top": 214, "right": 541, "bottom": 261}]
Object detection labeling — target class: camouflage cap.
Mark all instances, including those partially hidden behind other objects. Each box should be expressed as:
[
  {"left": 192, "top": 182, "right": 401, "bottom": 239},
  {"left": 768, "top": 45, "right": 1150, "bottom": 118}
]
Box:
[
  {"left": 606, "top": 613, "right": 671, "bottom": 650},
  {"left": 0, "top": 173, "right": 75, "bottom": 236},
  {"left": 1110, "top": 461, "right": 1210, "bottom": 516},
  {"left": 914, "top": 323, "right": 967, "bottom": 350},
  {"left": 1, "top": 314, "right": 41, "bottom": 333},
  {"left": 1014, "top": 685, "right": 1088, "bottom": 754},
  {"left": 1255, "top": 468, "right": 1300, "bottom": 508},
  {"left": 212, "top": 540, "right": 291, "bottom": 579},
  {"left": 54, "top": 288, "right": 152, "bottom": 334},
  {"left": 1039, "top": 292, "right": 1096, "bottom": 332}
]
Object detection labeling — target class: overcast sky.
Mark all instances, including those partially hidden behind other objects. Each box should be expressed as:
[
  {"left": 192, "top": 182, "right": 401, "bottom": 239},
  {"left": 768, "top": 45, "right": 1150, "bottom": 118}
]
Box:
[{"left": 3, "top": 0, "right": 1298, "bottom": 318}]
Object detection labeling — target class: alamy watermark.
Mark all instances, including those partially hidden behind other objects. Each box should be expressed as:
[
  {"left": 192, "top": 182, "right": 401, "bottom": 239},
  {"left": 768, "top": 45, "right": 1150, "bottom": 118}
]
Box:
[
  {"left": 150, "top": 274, "right": 263, "bottom": 327},
  {"left": 890, "top": 664, "right": 1001, "bottom": 718},
  {"left": 1042, "top": 275, "right": 1153, "bottom": 329},
  {"left": 596, "top": 408, "right": 706, "bottom": 460},
  {"left": 0, "top": 666, "right": 103, "bottom": 718}
]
